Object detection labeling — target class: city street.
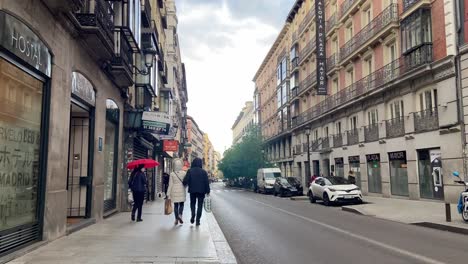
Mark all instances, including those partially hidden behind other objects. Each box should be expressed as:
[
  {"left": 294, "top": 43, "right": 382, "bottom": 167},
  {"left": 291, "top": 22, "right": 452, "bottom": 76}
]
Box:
[{"left": 211, "top": 183, "right": 468, "bottom": 264}]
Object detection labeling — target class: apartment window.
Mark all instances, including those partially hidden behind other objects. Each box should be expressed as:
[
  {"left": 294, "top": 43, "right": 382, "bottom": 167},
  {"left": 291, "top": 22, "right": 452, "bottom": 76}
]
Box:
[
  {"left": 346, "top": 22, "right": 353, "bottom": 42},
  {"left": 281, "top": 82, "right": 288, "bottom": 104},
  {"left": 277, "top": 88, "right": 282, "bottom": 109},
  {"left": 364, "top": 56, "right": 373, "bottom": 76},
  {"left": 332, "top": 77, "right": 339, "bottom": 94},
  {"left": 389, "top": 100, "right": 404, "bottom": 119},
  {"left": 332, "top": 37, "right": 339, "bottom": 53},
  {"left": 160, "top": 91, "right": 170, "bottom": 113},
  {"left": 324, "top": 126, "right": 329, "bottom": 137},
  {"left": 346, "top": 67, "right": 354, "bottom": 87},
  {"left": 362, "top": 6, "right": 372, "bottom": 26},
  {"left": 418, "top": 89, "right": 438, "bottom": 111},
  {"left": 281, "top": 58, "right": 287, "bottom": 81},
  {"left": 291, "top": 72, "right": 299, "bottom": 89},
  {"left": 368, "top": 109, "right": 379, "bottom": 125},
  {"left": 277, "top": 66, "right": 281, "bottom": 85},
  {"left": 314, "top": 129, "right": 319, "bottom": 141},
  {"left": 350, "top": 116, "right": 358, "bottom": 130},
  {"left": 336, "top": 121, "right": 342, "bottom": 134},
  {"left": 290, "top": 45, "right": 298, "bottom": 60},
  {"left": 401, "top": 9, "right": 432, "bottom": 54}
]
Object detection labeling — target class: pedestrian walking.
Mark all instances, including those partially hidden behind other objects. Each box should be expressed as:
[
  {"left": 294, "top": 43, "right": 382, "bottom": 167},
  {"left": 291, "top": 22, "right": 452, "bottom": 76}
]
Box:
[
  {"left": 183, "top": 158, "right": 210, "bottom": 226},
  {"left": 128, "top": 164, "right": 147, "bottom": 222},
  {"left": 167, "top": 158, "right": 187, "bottom": 225},
  {"left": 163, "top": 172, "right": 170, "bottom": 197}
]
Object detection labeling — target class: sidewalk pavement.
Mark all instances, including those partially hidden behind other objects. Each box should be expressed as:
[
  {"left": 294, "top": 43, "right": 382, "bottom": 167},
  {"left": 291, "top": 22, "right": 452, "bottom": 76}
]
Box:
[
  {"left": 7, "top": 200, "right": 237, "bottom": 264},
  {"left": 342, "top": 196, "right": 468, "bottom": 234}
]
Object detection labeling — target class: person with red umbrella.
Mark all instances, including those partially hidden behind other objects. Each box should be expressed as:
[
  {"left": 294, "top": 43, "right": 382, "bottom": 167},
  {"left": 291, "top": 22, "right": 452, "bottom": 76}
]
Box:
[{"left": 127, "top": 159, "right": 159, "bottom": 222}]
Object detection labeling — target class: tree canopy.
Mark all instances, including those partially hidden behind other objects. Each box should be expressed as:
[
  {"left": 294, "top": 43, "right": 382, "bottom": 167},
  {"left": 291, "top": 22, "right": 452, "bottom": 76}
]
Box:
[{"left": 218, "top": 126, "right": 273, "bottom": 180}]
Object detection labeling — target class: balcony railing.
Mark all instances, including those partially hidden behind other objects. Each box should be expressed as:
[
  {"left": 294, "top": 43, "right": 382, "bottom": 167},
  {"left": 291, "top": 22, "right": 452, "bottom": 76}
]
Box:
[
  {"left": 339, "top": 0, "right": 359, "bottom": 19},
  {"left": 73, "top": 0, "right": 115, "bottom": 60},
  {"left": 385, "top": 117, "right": 405, "bottom": 138},
  {"left": 326, "top": 13, "right": 338, "bottom": 33},
  {"left": 327, "top": 53, "right": 340, "bottom": 72},
  {"left": 292, "top": 47, "right": 433, "bottom": 128},
  {"left": 299, "top": 7, "right": 315, "bottom": 34},
  {"left": 43, "top": 0, "right": 85, "bottom": 13},
  {"left": 322, "top": 137, "right": 330, "bottom": 149},
  {"left": 364, "top": 124, "right": 379, "bottom": 142},
  {"left": 333, "top": 134, "right": 343, "bottom": 148},
  {"left": 141, "top": 0, "right": 152, "bottom": 27},
  {"left": 347, "top": 129, "right": 359, "bottom": 145},
  {"left": 297, "top": 70, "right": 316, "bottom": 95},
  {"left": 340, "top": 4, "right": 398, "bottom": 62},
  {"left": 291, "top": 57, "right": 299, "bottom": 70},
  {"left": 109, "top": 31, "right": 134, "bottom": 87},
  {"left": 299, "top": 40, "right": 316, "bottom": 63},
  {"left": 414, "top": 108, "right": 439, "bottom": 133},
  {"left": 311, "top": 139, "right": 321, "bottom": 151},
  {"left": 403, "top": 0, "right": 423, "bottom": 12},
  {"left": 302, "top": 143, "right": 308, "bottom": 153}
]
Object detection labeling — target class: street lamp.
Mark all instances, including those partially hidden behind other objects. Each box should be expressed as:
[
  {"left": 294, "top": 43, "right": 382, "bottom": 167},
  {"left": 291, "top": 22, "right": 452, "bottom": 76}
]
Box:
[
  {"left": 305, "top": 127, "right": 311, "bottom": 186},
  {"left": 132, "top": 48, "right": 158, "bottom": 75}
]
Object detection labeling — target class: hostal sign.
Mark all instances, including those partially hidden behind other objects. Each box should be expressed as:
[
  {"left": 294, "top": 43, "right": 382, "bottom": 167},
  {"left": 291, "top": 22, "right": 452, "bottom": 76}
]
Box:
[{"left": 0, "top": 11, "right": 51, "bottom": 76}]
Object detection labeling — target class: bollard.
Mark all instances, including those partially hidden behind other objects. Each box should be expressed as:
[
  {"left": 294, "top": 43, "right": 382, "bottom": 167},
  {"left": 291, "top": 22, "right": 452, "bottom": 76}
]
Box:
[{"left": 445, "top": 203, "right": 451, "bottom": 222}]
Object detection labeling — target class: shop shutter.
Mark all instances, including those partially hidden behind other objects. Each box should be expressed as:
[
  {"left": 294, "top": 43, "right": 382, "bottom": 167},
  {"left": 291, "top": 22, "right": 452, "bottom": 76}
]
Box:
[{"left": 0, "top": 224, "right": 40, "bottom": 256}]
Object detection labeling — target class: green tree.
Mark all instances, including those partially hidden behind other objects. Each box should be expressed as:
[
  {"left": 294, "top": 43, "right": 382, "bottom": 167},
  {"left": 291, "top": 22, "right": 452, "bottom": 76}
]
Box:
[{"left": 218, "top": 126, "right": 272, "bottom": 180}]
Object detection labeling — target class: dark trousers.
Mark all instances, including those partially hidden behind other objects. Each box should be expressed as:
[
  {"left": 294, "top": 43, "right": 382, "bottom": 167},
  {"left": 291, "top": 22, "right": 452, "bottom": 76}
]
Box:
[
  {"left": 174, "top": 202, "right": 184, "bottom": 219},
  {"left": 163, "top": 184, "right": 169, "bottom": 195},
  {"left": 132, "top": 191, "right": 145, "bottom": 220},
  {"left": 190, "top": 193, "right": 205, "bottom": 222}
]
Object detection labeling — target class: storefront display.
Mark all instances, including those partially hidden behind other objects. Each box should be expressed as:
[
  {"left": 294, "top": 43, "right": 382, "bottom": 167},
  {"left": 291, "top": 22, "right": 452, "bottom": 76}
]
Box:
[
  {"left": 389, "top": 151, "right": 409, "bottom": 196},
  {"left": 334, "top": 158, "right": 344, "bottom": 177},
  {"left": 366, "top": 154, "right": 382, "bottom": 193},
  {"left": 348, "top": 156, "right": 361, "bottom": 187}
]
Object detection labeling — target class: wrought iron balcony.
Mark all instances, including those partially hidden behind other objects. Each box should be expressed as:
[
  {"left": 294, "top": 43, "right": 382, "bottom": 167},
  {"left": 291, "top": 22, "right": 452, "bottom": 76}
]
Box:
[
  {"left": 291, "top": 57, "right": 299, "bottom": 70},
  {"left": 414, "top": 108, "right": 439, "bottom": 133},
  {"left": 297, "top": 70, "right": 316, "bottom": 96},
  {"left": 385, "top": 117, "right": 405, "bottom": 138},
  {"left": 299, "top": 40, "right": 316, "bottom": 64},
  {"left": 72, "top": 0, "right": 115, "bottom": 61},
  {"left": 339, "top": 0, "right": 359, "bottom": 19},
  {"left": 326, "top": 13, "right": 338, "bottom": 33},
  {"left": 403, "top": 0, "right": 426, "bottom": 12},
  {"left": 347, "top": 129, "right": 359, "bottom": 145},
  {"left": 108, "top": 31, "right": 134, "bottom": 87},
  {"left": 298, "top": 7, "right": 315, "bottom": 35},
  {"left": 333, "top": 134, "right": 343, "bottom": 148},
  {"left": 291, "top": 48, "right": 433, "bottom": 128},
  {"left": 327, "top": 53, "right": 340, "bottom": 72},
  {"left": 311, "top": 139, "right": 321, "bottom": 151},
  {"left": 322, "top": 137, "right": 330, "bottom": 149},
  {"left": 364, "top": 124, "right": 379, "bottom": 142},
  {"left": 340, "top": 4, "right": 398, "bottom": 63}
]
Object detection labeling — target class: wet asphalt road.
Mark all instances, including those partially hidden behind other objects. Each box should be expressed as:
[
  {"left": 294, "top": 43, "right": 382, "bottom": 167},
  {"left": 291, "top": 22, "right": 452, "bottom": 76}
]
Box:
[{"left": 210, "top": 183, "right": 468, "bottom": 264}]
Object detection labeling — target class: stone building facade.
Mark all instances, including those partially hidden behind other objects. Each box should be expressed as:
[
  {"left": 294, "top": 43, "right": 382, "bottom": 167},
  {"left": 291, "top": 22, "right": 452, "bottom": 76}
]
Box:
[{"left": 231, "top": 101, "right": 255, "bottom": 145}]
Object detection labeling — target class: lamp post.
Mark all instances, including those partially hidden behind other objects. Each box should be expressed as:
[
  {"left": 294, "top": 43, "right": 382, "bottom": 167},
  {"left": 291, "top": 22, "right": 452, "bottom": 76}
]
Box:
[{"left": 305, "top": 127, "right": 311, "bottom": 186}]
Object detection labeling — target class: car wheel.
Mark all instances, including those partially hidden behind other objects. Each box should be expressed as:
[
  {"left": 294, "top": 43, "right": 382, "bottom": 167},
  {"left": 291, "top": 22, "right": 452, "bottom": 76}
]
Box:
[
  {"left": 355, "top": 198, "right": 363, "bottom": 205},
  {"left": 323, "top": 193, "right": 331, "bottom": 206},
  {"left": 280, "top": 190, "right": 284, "bottom": 197},
  {"left": 274, "top": 190, "right": 278, "bottom": 196},
  {"left": 462, "top": 208, "right": 468, "bottom": 222},
  {"left": 308, "top": 191, "right": 316, "bottom": 203}
]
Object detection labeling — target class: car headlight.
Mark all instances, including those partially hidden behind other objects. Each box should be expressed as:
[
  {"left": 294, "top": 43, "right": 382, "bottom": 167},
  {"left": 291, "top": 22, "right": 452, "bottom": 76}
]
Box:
[{"left": 328, "top": 188, "right": 337, "bottom": 192}]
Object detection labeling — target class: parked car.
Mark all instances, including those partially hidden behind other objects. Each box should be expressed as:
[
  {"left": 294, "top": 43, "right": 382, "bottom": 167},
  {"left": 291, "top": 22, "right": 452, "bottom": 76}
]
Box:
[
  {"left": 286, "top": 177, "right": 303, "bottom": 195},
  {"left": 308, "top": 177, "right": 362, "bottom": 206},
  {"left": 273, "top": 177, "right": 298, "bottom": 197}
]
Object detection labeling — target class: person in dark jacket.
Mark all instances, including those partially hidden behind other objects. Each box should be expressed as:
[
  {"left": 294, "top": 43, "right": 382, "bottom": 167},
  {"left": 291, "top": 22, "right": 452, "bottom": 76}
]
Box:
[
  {"left": 128, "top": 164, "right": 147, "bottom": 222},
  {"left": 162, "top": 172, "right": 170, "bottom": 197},
  {"left": 183, "top": 158, "right": 210, "bottom": 226}
]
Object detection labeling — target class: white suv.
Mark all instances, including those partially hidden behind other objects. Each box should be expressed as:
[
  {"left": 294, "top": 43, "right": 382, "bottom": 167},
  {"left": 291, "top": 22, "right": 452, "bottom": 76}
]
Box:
[{"left": 308, "top": 177, "right": 363, "bottom": 206}]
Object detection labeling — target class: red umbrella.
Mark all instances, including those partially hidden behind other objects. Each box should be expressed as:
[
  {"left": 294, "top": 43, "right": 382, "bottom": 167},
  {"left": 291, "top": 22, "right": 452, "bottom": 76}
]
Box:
[{"left": 127, "top": 159, "right": 160, "bottom": 169}]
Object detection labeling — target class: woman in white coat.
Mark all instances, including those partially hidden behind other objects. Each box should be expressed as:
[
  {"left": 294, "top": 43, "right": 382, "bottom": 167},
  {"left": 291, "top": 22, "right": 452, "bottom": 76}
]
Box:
[{"left": 167, "top": 158, "right": 187, "bottom": 225}]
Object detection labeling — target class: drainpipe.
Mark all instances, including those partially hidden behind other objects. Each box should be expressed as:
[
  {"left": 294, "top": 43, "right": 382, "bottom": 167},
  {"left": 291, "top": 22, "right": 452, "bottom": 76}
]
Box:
[{"left": 455, "top": 0, "right": 468, "bottom": 180}]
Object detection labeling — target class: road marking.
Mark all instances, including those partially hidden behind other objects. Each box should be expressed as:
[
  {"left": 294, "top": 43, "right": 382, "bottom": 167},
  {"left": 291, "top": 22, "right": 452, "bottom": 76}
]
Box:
[{"left": 247, "top": 198, "right": 446, "bottom": 264}]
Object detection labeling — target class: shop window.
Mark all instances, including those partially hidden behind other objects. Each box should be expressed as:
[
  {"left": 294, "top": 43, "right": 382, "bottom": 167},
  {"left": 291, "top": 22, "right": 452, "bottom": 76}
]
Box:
[
  {"left": 389, "top": 151, "right": 409, "bottom": 196},
  {"left": 104, "top": 99, "right": 120, "bottom": 210},
  {"left": 366, "top": 154, "right": 382, "bottom": 193}
]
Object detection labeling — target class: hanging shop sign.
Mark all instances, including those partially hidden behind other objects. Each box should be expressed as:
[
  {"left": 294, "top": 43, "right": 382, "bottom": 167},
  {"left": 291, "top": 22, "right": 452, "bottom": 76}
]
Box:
[
  {"left": 72, "top": 72, "right": 96, "bottom": 106},
  {"left": 163, "top": 140, "right": 179, "bottom": 152},
  {"left": 142, "top": 111, "right": 171, "bottom": 134},
  {"left": 0, "top": 11, "right": 51, "bottom": 76},
  {"left": 315, "top": 0, "right": 327, "bottom": 95}
]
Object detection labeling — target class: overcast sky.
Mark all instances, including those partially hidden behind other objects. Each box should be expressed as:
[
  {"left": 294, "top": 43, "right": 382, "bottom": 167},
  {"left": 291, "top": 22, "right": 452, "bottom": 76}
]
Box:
[{"left": 175, "top": 0, "right": 292, "bottom": 154}]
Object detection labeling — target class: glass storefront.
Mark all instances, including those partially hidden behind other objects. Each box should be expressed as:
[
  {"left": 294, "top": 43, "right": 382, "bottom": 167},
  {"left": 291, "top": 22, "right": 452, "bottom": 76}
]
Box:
[
  {"left": 103, "top": 100, "right": 119, "bottom": 211},
  {"left": 389, "top": 151, "right": 409, "bottom": 197},
  {"left": 334, "top": 158, "right": 344, "bottom": 177},
  {"left": 418, "top": 149, "right": 444, "bottom": 200},
  {"left": 0, "top": 58, "right": 43, "bottom": 231},
  {"left": 348, "top": 156, "right": 361, "bottom": 188},
  {"left": 366, "top": 154, "right": 382, "bottom": 193}
]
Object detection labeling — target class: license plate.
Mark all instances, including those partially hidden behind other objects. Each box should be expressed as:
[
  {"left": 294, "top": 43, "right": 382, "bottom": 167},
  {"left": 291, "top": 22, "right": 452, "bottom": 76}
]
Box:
[{"left": 344, "top": 195, "right": 353, "bottom": 199}]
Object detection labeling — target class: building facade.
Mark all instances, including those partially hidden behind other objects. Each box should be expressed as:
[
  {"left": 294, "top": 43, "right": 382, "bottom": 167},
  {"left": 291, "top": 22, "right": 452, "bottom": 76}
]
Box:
[
  {"left": 203, "top": 134, "right": 215, "bottom": 176},
  {"left": 231, "top": 101, "right": 255, "bottom": 145},
  {"left": 255, "top": 0, "right": 462, "bottom": 203},
  {"left": 186, "top": 116, "right": 204, "bottom": 162},
  {"left": 0, "top": 0, "right": 188, "bottom": 258}
]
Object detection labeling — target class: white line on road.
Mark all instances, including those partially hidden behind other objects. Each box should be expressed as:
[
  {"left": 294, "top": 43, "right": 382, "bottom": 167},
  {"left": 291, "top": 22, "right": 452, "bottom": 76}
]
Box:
[{"left": 247, "top": 198, "right": 446, "bottom": 264}]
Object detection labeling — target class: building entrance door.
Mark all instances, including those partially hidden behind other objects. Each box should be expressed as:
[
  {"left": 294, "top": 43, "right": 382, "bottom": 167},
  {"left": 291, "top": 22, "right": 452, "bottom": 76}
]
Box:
[
  {"left": 418, "top": 149, "right": 444, "bottom": 200},
  {"left": 67, "top": 102, "right": 94, "bottom": 222}
]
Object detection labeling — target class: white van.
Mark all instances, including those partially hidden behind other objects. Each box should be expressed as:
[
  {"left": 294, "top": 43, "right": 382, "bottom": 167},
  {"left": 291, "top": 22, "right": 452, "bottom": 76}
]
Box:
[{"left": 257, "top": 168, "right": 282, "bottom": 194}]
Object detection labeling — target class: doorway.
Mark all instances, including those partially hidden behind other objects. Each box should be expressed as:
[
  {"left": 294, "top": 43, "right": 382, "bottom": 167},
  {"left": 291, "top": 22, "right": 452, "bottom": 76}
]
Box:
[
  {"left": 418, "top": 149, "right": 444, "bottom": 200},
  {"left": 67, "top": 102, "right": 94, "bottom": 225},
  {"left": 312, "top": 160, "right": 320, "bottom": 177}
]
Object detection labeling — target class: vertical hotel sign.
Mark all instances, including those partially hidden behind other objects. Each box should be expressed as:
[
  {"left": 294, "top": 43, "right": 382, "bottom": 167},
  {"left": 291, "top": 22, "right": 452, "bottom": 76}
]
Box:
[{"left": 315, "top": 0, "right": 327, "bottom": 95}]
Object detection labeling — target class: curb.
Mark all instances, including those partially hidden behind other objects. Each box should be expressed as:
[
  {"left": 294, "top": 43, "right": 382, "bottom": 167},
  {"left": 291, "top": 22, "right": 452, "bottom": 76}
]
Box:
[
  {"left": 412, "top": 222, "right": 468, "bottom": 236},
  {"left": 341, "top": 206, "right": 365, "bottom": 215},
  {"left": 206, "top": 211, "right": 238, "bottom": 264},
  {"left": 290, "top": 196, "right": 309, "bottom": 201}
]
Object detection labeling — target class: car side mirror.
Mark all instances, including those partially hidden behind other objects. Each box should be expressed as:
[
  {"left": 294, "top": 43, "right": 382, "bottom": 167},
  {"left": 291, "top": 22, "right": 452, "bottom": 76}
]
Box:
[{"left": 263, "top": 177, "right": 265, "bottom": 181}]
